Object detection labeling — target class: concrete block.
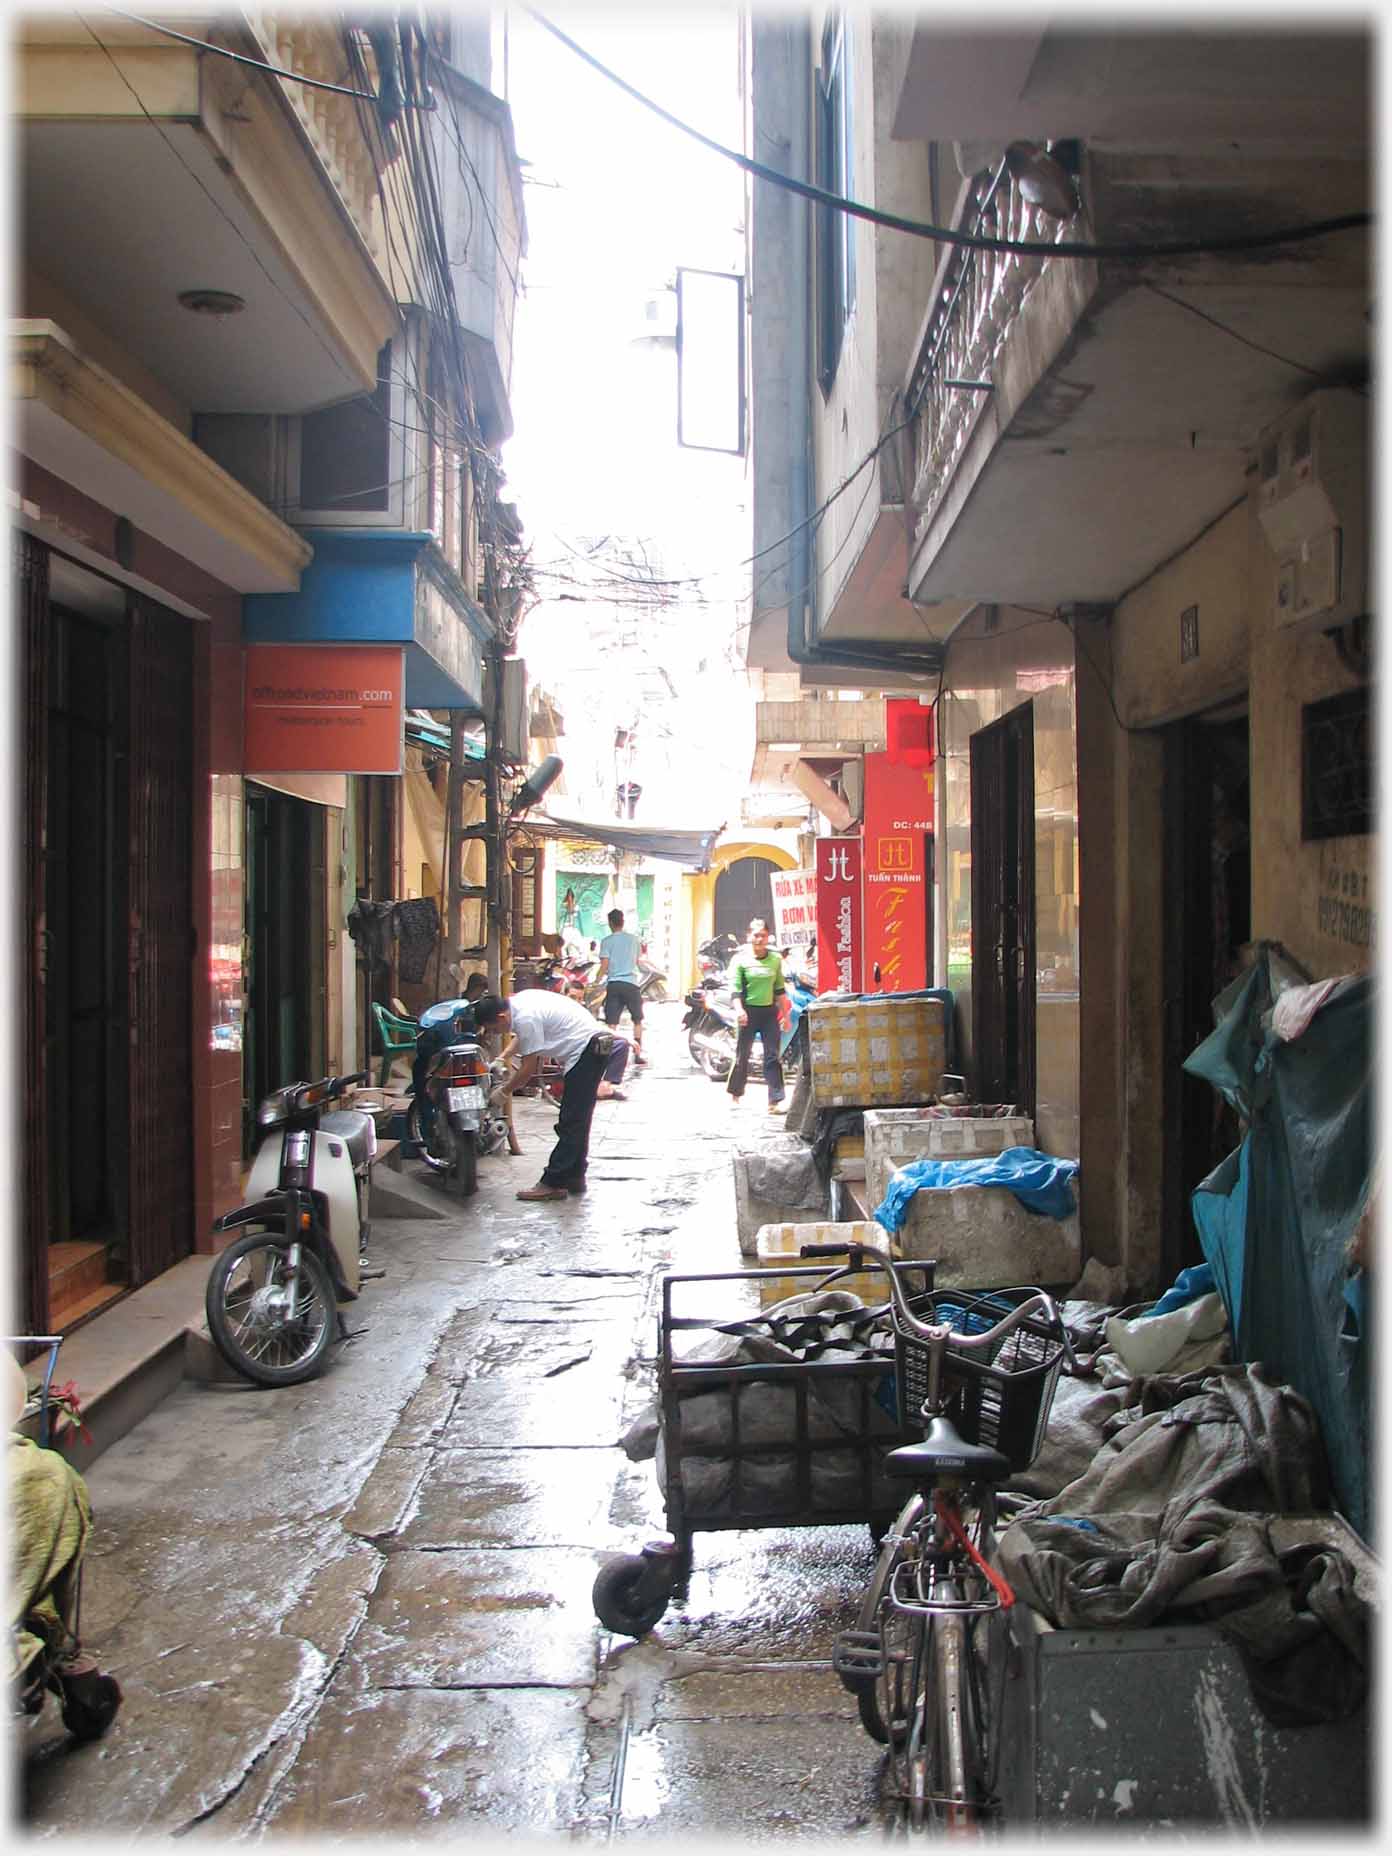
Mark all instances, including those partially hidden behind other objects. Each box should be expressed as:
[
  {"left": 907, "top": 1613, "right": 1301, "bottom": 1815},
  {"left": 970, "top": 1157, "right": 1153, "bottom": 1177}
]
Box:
[
  {"left": 732, "top": 1135, "right": 828, "bottom": 1256},
  {"left": 894, "top": 1183, "right": 1081, "bottom": 1291}
]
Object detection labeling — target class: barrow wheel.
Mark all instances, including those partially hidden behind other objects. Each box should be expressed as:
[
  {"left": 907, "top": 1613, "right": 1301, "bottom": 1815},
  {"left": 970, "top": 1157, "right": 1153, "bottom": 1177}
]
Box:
[{"left": 592, "top": 1554, "right": 673, "bottom": 1637}]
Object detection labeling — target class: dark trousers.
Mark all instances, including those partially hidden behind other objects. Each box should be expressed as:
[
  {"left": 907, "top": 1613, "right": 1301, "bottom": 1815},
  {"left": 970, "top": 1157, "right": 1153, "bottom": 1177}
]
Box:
[
  {"left": 727, "top": 1003, "right": 785, "bottom": 1104},
  {"left": 542, "top": 1035, "right": 609, "bottom": 1187}
]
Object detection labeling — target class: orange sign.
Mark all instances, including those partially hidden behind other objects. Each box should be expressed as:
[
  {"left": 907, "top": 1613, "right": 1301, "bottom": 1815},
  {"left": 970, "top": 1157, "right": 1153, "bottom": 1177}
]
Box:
[{"left": 244, "top": 645, "right": 404, "bottom": 775}]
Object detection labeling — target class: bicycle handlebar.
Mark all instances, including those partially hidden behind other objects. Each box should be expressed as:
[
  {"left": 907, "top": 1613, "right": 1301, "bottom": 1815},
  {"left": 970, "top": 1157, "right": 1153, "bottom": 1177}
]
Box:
[{"left": 798, "top": 1241, "right": 1067, "bottom": 1359}]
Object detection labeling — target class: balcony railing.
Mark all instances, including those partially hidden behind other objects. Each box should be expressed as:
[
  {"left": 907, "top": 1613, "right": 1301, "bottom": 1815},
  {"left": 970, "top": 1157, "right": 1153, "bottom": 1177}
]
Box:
[
  {"left": 244, "top": 12, "right": 388, "bottom": 271},
  {"left": 905, "top": 161, "right": 1077, "bottom": 527}
]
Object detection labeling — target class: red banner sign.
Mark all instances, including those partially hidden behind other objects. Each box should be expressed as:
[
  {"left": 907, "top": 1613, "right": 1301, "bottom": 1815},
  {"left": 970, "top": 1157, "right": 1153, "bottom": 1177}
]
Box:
[
  {"left": 815, "top": 837, "right": 863, "bottom": 993},
  {"left": 244, "top": 645, "right": 404, "bottom": 775},
  {"left": 862, "top": 706, "right": 934, "bottom": 991}
]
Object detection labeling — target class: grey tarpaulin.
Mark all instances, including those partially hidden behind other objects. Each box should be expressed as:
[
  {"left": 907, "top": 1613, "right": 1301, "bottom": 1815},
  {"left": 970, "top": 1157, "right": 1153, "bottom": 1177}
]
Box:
[
  {"left": 1184, "top": 942, "right": 1373, "bottom": 1539},
  {"left": 998, "top": 1362, "right": 1369, "bottom": 1724}
]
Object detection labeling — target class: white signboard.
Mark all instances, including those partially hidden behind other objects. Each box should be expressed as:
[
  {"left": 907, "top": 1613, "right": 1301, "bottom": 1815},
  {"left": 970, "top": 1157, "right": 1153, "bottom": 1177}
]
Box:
[{"left": 770, "top": 867, "right": 817, "bottom": 946}]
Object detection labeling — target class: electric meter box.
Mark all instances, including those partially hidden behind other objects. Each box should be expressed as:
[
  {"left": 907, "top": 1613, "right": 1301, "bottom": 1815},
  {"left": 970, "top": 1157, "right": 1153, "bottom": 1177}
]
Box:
[{"left": 1253, "top": 388, "right": 1367, "bottom": 634}]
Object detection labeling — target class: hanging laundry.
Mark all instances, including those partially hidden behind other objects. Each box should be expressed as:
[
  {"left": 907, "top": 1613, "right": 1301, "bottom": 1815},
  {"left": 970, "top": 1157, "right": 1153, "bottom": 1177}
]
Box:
[
  {"left": 393, "top": 897, "right": 441, "bottom": 983},
  {"left": 346, "top": 898, "right": 397, "bottom": 971}
]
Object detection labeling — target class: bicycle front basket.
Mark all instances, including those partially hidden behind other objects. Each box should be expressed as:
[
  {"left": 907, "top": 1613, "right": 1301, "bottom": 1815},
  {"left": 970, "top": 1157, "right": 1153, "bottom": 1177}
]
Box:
[{"left": 892, "top": 1288, "right": 1065, "bottom": 1472}]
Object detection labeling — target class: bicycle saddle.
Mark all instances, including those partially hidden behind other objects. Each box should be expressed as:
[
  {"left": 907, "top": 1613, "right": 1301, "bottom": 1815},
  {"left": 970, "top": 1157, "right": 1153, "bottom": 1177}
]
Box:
[{"left": 885, "top": 1415, "right": 1012, "bottom": 1485}]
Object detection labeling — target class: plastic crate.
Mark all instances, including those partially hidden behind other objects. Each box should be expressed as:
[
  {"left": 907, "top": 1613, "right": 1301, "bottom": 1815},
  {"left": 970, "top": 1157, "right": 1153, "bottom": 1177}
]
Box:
[{"left": 891, "top": 1288, "right": 1065, "bottom": 1471}]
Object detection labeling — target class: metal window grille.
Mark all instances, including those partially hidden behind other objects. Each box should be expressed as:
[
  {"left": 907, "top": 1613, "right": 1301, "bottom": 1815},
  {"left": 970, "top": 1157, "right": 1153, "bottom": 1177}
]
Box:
[{"left": 1302, "top": 686, "right": 1372, "bottom": 840}]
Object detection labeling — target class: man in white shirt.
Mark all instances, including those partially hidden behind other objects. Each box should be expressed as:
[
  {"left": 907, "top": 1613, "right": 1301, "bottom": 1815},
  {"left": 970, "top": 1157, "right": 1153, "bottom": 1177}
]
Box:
[
  {"left": 473, "top": 991, "right": 629, "bottom": 1201},
  {"left": 596, "top": 907, "right": 646, "bottom": 1065}
]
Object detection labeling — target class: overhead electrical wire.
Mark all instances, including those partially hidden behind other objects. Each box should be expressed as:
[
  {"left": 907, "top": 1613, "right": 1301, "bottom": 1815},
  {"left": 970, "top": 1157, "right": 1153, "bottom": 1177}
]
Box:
[
  {"left": 523, "top": 7, "right": 1371, "bottom": 262},
  {"left": 98, "top": 6, "right": 401, "bottom": 103}
]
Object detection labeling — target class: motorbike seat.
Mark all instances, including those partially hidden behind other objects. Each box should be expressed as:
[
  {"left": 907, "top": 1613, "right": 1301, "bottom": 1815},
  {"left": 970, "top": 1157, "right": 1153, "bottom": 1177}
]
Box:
[{"left": 320, "top": 1110, "right": 374, "bottom": 1168}]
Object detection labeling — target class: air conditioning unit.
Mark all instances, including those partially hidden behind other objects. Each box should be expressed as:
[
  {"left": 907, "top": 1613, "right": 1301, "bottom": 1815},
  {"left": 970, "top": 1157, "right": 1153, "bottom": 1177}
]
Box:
[{"left": 1254, "top": 389, "right": 1367, "bottom": 633}]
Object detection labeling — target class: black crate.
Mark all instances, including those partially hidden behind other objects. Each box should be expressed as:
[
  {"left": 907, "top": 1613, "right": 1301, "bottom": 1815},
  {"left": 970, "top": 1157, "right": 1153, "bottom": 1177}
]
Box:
[{"left": 892, "top": 1288, "right": 1065, "bottom": 1472}]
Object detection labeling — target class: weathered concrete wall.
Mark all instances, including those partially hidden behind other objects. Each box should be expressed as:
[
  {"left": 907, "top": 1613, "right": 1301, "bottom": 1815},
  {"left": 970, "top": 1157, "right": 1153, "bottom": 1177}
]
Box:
[
  {"left": 1112, "top": 501, "right": 1249, "bottom": 725},
  {"left": 1246, "top": 503, "right": 1374, "bottom": 977}
]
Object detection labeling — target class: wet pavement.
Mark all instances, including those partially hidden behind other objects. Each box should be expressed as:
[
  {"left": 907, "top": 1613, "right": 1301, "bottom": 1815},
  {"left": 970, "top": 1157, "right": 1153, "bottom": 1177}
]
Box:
[{"left": 17, "top": 1005, "right": 893, "bottom": 1842}]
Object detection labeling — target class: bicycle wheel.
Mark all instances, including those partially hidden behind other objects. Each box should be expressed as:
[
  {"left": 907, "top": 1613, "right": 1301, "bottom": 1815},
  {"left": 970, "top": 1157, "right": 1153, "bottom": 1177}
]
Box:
[{"left": 851, "top": 1493, "right": 924, "bottom": 1745}]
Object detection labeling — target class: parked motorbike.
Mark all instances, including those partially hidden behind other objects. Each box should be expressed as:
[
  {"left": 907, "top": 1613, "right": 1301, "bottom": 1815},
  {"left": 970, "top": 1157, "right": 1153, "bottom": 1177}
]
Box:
[
  {"left": 682, "top": 982, "right": 743, "bottom": 1082},
  {"left": 780, "top": 941, "right": 819, "bottom": 1070},
  {"left": 696, "top": 931, "right": 737, "bottom": 986},
  {"left": 205, "top": 1071, "right": 375, "bottom": 1386},
  {"left": 408, "top": 1035, "right": 511, "bottom": 1196}
]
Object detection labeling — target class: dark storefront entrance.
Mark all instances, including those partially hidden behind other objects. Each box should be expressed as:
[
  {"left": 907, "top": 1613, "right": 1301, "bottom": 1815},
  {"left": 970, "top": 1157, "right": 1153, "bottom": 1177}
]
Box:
[
  {"left": 19, "top": 536, "right": 195, "bottom": 1332},
  {"left": 244, "top": 784, "right": 327, "bottom": 1150}
]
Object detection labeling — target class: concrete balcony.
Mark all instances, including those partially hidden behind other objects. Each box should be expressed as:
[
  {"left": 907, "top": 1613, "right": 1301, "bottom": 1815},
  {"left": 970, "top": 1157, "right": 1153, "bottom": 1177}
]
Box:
[
  {"left": 892, "top": 26, "right": 1369, "bottom": 618},
  {"left": 430, "top": 62, "right": 526, "bottom": 444},
  {"left": 16, "top": 12, "right": 400, "bottom": 417},
  {"left": 752, "top": 695, "right": 886, "bottom": 784}
]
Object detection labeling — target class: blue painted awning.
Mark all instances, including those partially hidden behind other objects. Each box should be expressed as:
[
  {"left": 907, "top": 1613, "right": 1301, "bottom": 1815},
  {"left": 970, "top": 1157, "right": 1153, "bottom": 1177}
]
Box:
[{"left": 243, "top": 530, "right": 492, "bottom": 711}]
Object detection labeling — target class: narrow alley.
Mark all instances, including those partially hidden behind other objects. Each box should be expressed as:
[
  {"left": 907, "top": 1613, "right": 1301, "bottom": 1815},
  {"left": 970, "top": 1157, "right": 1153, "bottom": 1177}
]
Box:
[{"left": 19, "top": 1005, "right": 889, "bottom": 1840}]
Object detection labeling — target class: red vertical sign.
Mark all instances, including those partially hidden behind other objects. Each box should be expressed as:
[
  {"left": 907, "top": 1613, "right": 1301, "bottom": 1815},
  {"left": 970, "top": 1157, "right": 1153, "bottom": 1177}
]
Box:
[
  {"left": 815, "top": 838, "right": 863, "bottom": 993},
  {"left": 863, "top": 700, "right": 935, "bottom": 991}
]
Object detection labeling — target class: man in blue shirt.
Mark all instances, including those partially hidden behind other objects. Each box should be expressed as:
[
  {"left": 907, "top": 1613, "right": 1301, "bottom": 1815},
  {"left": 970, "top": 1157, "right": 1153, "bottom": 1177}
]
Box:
[{"left": 597, "top": 908, "right": 646, "bottom": 1066}]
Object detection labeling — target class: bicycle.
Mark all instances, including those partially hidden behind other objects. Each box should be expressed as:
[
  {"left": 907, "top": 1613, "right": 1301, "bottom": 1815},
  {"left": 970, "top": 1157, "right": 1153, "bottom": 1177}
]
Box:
[{"left": 800, "top": 1241, "right": 1071, "bottom": 1833}]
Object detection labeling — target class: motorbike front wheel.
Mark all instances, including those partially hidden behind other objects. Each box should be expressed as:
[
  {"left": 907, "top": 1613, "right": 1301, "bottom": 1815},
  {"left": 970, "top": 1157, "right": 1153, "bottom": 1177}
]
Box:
[
  {"left": 206, "top": 1229, "right": 336, "bottom": 1387},
  {"left": 688, "top": 1026, "right": 734, "bottom": 1082}
]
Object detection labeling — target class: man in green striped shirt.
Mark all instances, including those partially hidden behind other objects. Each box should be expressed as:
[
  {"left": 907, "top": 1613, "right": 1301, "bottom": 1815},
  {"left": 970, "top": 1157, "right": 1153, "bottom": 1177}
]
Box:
[{"left": 726, "top": 918, "right": 787, "bottom": 1114}]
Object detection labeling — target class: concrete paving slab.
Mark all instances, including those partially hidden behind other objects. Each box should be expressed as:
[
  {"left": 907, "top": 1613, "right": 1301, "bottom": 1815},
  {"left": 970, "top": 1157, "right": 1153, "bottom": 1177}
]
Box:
[
  {"left": 601, "top": 1714, "right": 884, "bottom": 1841},
  {"left": 343, "top": 1545, "right": 601, "bottom": 1691},
  {"left": 389, "top": 1370, "right": 460, "bottom": 1445},
  {"left": 653, "top": 1662, "right": 856, "bottom": 1722},
  {"left": 440, "top": 1367, "right": 626, "bottom": 1449},
  {"left": 652, "top": 1525, "right": 879, "bottom": 1662},
  {"left": 343, "top": 1445, "right": 432, "bottom": 1539},
  {"left": 395, "top": 1445, "right": 630, "bottom": 1550},
  {"left": 254, "top": 1684, "right": 591, "bottom": 1835}
]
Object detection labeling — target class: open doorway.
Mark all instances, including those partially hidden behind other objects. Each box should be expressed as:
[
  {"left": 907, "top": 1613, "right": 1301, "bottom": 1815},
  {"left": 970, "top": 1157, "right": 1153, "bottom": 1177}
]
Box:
[
  {"left": 715, "top": 856, "right": 778, "bottom": 941},
  {"left": 970, "top": 705, "right": 1036, "bottom": 1113},
  {"left": 245, "top": 785, "right": 327, "bottom": 1150},
  {"left": 1160, "top": 708, "right": 1251, "bottom": 1282}
]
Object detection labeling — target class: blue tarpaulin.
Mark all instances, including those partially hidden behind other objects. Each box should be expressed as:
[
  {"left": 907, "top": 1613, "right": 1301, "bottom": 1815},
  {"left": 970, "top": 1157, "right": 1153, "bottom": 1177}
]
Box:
[
  {"left": 1186, "top": 944, "right": 1373, "bottom": 1540},
  {"left": 874, "top": 1147, "right": 1079, "bottom": 1235}
]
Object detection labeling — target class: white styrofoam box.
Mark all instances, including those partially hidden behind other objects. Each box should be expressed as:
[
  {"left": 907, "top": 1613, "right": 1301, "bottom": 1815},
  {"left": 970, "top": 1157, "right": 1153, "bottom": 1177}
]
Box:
[
  {"left": 754, "top": 1220, "right": 894, "bottom": 1307},
  {"left": 864, "top": 1107, "right": 1035, "bottom": 1209},
  {"left": 892, "top": 1179, "right": 1081, "bottom": 1292}
]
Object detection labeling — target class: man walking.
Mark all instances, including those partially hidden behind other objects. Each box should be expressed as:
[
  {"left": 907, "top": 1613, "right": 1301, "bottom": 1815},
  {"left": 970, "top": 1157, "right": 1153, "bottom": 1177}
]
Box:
[
  {"left": 473, "top": 991, "right": 629, "bottom": 1201},
  {"left": 596, "top": 907, "right": 646, "bottom": 1065},
  {"left": 726, "top": 918, "right": 787, "bottom": 1114}
]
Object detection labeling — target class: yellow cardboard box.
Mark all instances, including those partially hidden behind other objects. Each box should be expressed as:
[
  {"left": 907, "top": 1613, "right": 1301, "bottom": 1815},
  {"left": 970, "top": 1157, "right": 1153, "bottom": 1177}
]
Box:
[
  {"left": 808, "top": 995, "right": 948, "bottom": 1109},
  {"left": 754, "top": 1219, "right": 895, "bottom": 1308}
]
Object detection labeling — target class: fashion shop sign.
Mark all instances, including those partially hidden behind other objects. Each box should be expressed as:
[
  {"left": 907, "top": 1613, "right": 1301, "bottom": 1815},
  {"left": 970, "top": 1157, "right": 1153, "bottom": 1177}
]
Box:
[
  {"left": 244, "top": 645, "right": 404, "bottom": 774},
  {"left": 815, "top": 838, "right": 862, "bottom": 993}
]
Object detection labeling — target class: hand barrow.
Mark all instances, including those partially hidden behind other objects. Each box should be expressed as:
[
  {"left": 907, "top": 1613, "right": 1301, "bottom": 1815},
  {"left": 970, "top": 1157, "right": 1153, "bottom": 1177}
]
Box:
[{"left": 592, "top": 1258, "right": 936, "bottom": 1637}]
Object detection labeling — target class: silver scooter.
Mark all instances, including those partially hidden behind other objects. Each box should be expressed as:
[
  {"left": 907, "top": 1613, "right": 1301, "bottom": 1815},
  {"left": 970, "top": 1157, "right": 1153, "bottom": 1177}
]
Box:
[{"left": 205, "top": 1070, "right": 376, "bottom": 1386}]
